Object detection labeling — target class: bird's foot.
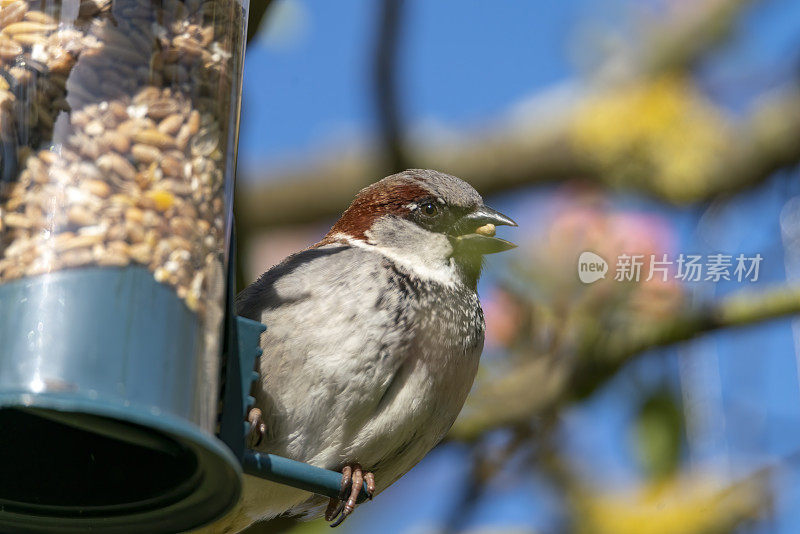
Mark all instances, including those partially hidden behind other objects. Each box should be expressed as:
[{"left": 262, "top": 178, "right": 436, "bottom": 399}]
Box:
[
  {"left": 246, "top": 408, "right": 265, "bottom": 447},
  {"left": 325, "top": 463, "right": 375, "bottom": 527}
]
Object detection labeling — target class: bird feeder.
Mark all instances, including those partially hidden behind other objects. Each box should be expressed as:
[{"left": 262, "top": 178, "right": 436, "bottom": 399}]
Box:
[{"left": 0, "top": 0, "right": 365, "bottom": 532}]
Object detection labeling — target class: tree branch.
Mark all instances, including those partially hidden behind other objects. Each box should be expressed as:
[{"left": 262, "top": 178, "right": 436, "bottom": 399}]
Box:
[
  {"left": 237, "top": 87, "right": 800, "bottom": 229},
  {"left": 373, "top": 0, "right": 408, "bottom": 173},
  {"left": 235, "top": 121, "right": 591, "bottom": 229},
  {"left": 641, "top": 0, "right": 758, "bottom": 75},
  {"left": 448, "top": 283, "right": 800, "bottom": 442}
]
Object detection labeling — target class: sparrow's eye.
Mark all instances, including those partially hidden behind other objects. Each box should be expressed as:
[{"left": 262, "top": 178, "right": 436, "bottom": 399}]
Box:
[{"left": 422, "top": 202, "right": 438, "bottom": 216}]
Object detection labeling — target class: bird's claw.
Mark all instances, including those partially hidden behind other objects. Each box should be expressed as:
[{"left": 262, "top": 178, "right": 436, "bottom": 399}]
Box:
[
  {"left": 325, "top": 464, "right": 375, "bottom": 527},
  {"left": 364, "top": 472, "right": 375, "bottom": 500},
  {"left": 246, "top": 408, "right": 265, "bottom": 447}
]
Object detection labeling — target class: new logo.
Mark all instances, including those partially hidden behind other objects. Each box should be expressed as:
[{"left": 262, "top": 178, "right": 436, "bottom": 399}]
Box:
[{"left": 578, "top": 251, "right": 608, "bottom": 284}]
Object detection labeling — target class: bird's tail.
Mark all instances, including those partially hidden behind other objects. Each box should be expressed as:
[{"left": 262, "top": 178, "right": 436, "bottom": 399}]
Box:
[{"left": 189, "top": 476, "right": 313, "bottom": 533}]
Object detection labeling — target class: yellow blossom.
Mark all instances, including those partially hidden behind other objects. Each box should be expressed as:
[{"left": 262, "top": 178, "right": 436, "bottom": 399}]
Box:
[{"left": 571, "top": 75, "right": 730, "bottom": 202}]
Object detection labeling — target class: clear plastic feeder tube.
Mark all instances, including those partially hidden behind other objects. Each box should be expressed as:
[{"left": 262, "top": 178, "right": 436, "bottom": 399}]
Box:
[{"left": 0, "top": 0, "right": 247, "bottom": 424}]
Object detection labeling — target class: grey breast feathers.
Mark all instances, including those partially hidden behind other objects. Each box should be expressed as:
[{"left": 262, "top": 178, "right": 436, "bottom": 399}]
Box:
[{"left": 234, "top": 244, "right": 415, "bottom": 451}]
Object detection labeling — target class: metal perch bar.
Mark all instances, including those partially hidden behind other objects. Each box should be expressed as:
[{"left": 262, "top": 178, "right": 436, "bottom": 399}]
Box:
[{"left": 243, "top": 450, "right": 371, "bottom": 504}]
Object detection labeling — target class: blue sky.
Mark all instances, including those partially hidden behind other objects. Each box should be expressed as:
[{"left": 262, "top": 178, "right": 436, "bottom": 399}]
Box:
[
  {"left": 237, "top": 1, "right": 800, "bottom": 532},
  {"left": 237, "top": 0, "right": 591, "bottom": 173}
]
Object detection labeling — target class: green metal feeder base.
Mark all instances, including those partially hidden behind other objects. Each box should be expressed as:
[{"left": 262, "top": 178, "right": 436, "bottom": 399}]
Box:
[{"left": 0, "top": 267, "right": 240, "bottom": 533}]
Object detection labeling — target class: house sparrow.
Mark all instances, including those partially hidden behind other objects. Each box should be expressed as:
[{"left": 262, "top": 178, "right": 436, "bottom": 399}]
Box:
[{"left": 207, "top": 169, "right": 516, "bottom": 532}]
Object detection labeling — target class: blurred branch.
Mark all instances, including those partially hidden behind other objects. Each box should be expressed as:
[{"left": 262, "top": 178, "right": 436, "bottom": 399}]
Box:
[
  {"left": 441, "top": 427, "right": 537, "bottom": 534},
  {"left": 448, "top": 283, "right": 800, "bottom": 442},
  {"left": 641, "top": 0, "right": 758, "bottom": 75},
  {"left": 447, "top": 356, "right": 567, "bottom": 443},
  {"left": 237, "top": 86, "right": 800, "bottom": 229},
  {"left": 590, "top": 284, "right": 800, "bottom": 366},
  {"left": 236, "top": 122, "right": 590, "bottom": 228},
  {"left": 373, "top": 0, "right": 409, "bottom": 173}
]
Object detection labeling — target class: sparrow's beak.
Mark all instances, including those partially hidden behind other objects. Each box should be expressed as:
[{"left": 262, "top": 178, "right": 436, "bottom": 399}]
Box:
[{"left": 451, "top": 205, "right": 517, "bottom": 255}]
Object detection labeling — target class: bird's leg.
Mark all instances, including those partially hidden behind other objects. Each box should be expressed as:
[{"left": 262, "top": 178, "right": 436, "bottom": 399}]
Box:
[
  {"left": 246, "top": 408, "right": 265, "bottom": 447},
  {"left": 325, "top": 463, "right": 376, "bottom": 527}
]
